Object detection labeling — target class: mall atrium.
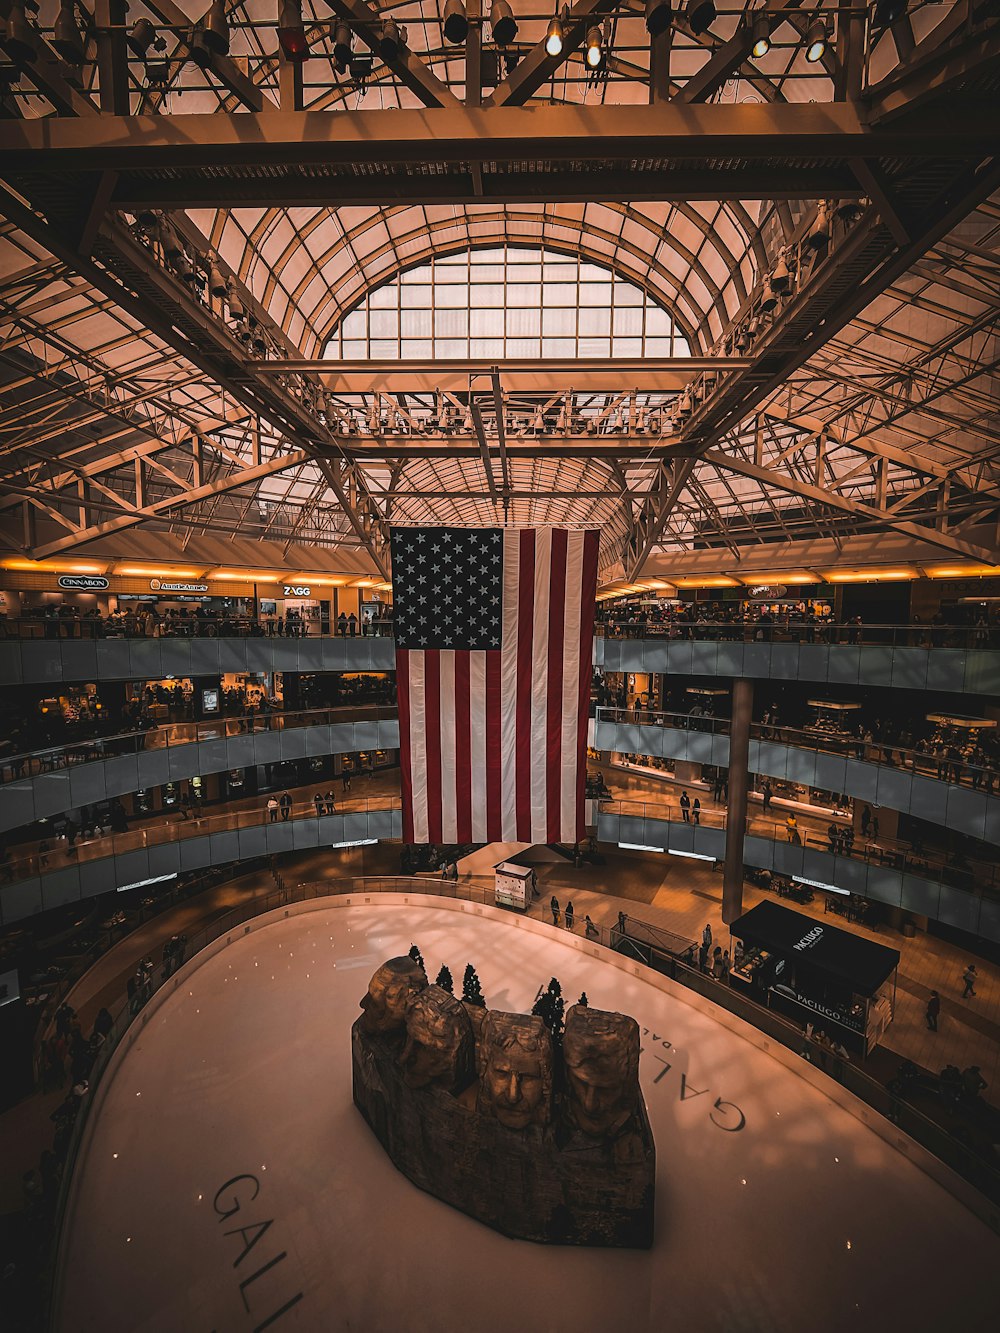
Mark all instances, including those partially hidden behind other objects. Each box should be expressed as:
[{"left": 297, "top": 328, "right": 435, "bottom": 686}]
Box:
[{"left": 0, "top": 1, "right": 998, "bottom": 1329}]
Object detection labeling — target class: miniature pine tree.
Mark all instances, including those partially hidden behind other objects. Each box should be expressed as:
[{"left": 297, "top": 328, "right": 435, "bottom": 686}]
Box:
[
  {"left": 408, "top": 943, "right": 426, "bottom": 977},
  {"left": 578, "top": 991, "right": 589, "bottom": 1007},
  {"left": 435, "top": 964, "right": 454, "bottom": 994},
  {"left": 462, "top": 963, "right": 486, "bottom": 1007},
  {"left": 534, "top": 978, "right": 565, "bottom": 1042}
]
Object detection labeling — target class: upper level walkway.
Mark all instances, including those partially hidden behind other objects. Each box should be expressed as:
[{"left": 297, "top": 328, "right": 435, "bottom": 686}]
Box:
[{"left": 3, "top": 618, "right": 998, "bottom": 694}]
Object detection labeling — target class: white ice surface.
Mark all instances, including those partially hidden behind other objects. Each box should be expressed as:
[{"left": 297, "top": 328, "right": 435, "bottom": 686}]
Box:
[{"left": 55, "top": 902, "right": 999, "bottom": 1333}]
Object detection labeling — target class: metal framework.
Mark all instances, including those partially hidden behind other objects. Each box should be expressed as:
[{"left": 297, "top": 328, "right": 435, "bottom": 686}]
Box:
[{"left": 0, "top": 0, "right": 998, "bottom": 580}]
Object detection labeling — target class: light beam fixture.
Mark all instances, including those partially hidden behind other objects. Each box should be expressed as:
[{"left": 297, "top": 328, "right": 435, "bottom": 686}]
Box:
[
  {"left": 874, "top": 0, "right": 907, "bottom": 25},
  {"left": 749, "top": 11, "right": 770, "bottom": 59},
  {"left": 443, "top": 0, "right": 468, "bottom": 44},
  {"left": 53, "top": 1, "right": 86, "bottom": 65},
  {"left": 585, "top": 24, "right": 603, "bottom": 68},
  {"left": 489, "top": 0, "right": 517, "bottom": 45},
  {"left": 333, "top": 20, "right": 352, "bottom": 65},
  {"left": 805, "top": 16, "right": 828, "bottom": 62},
  {"left": 644, "top": 0, "right": 672, "bottom": 37},
  {"left": 545, "top": 7, "right": 567, "bottom": 56},
  {"left": 277, "top": 0, "right": 308, "bottom": 61},
  {"left": 684, "top": 0, "right": 717, "bottom": 36},
  {"left": 379, "top": 17, "right": 402, "bottom": 59},
  {"left": 3, "top": 2, "right": 37, "bottom": 63}
]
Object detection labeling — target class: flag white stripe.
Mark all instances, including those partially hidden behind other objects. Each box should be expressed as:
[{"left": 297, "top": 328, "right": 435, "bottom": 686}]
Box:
[
  {"left": 529, "top": 529, "right": 552, "bottom": 842},
  {"left": 560, "top": 530, "right": 585, "bottom": 837},
  {"left": 499, "top": 532, "right": 521, "bottom": 836},
  {"left": 408, "top": 653, "right": 429, "bottom": 843},
  {"left": 438, "top": 650, "right": 457, "bottom": 843}
]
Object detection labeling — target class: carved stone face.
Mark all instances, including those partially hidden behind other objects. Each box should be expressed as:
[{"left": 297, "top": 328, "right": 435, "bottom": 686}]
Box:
[
  {"left": 478, "top": 1013, "right": 554, "bottom": 1130},
  {"left": 360, "top": 957, "right": 426, "bottom": 1036},
  {"left": 399, "top": 985, "right": 474, "bottom": 1092},
  {"left": 562, "top": 1005, "right": 640, "bottom": 1139}
]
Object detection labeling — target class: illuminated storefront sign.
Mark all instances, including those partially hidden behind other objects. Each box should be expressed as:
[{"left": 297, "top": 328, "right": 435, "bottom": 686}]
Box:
[
  {"left": 150, "top": 579, "right": 209, "bottom": 593},
  {"left": 58, "top": 574, "right": 109, "bottom": 591},
  {"left": 283, "top": 584, "right": 311, "bottom": 597}
]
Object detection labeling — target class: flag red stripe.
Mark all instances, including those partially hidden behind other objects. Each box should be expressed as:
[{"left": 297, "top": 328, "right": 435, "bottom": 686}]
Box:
[
  {"left": 485, "top": 649, "right": 502, "bottom": 840},
  {"left": 515, "top": 529, "right": 536, "bottom": 840},
  {"left": 575, "top": 530, "right": 600, "bottom": 841},
  {"left": 423, "top": 649, "right": 443, "bottom": 844},
  {"left": 545, "top": 528, "right": 568, "bottom": 841},
  {"left": 454, "top": 652, "right": 472, "bottom": 843}
]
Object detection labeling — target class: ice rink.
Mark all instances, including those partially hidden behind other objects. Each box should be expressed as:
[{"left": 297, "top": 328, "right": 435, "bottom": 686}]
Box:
[{"left": 55, "top": 899, "right": 999, "bottom": 1333}]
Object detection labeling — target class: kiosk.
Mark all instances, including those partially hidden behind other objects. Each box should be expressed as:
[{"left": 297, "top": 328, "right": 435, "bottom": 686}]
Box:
[
  {"left": 493, "top": 862, "right": 533, "bottom": 911},
  {"left": 729, "top": 900, "right": 898, "bottom": 1056}
]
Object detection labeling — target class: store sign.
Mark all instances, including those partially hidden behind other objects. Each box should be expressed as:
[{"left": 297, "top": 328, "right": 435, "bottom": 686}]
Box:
[
  {"left": 793, "top": 925, "right": 824, "bottom": 953},
  {"left": 748, "top": 584, "right": 788, "bottom": 597},
  {"left": 330, "top": 837, "right": 378, "bottom": 849},
  {"left": 117, "top": 872, "right": 178, "bottom": 894},
  {"left": 283, "top": 584, "right": 311, "bottom": 597},
  {"left": 58, "top": 574, "right": 109, "bottom": 591},
  {"left": 771, "top": 983, "right": 864, "bottom": 1032},
  {"left": 149, "top": 579, "right": 209, "bottom": 593}
]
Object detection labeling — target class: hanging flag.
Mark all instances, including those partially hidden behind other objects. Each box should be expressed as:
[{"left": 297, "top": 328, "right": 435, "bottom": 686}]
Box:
[{"left": 391, "top": 527, "right": 600, "bottom": 846}]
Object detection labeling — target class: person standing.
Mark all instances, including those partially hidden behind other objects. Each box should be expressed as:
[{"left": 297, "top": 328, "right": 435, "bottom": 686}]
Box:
[
  {"left": 565, "top": 901, "right": 575, "bottom": 930},
  {"left": 692, "top": 797, "right": 701, "bottom": 825},
  {"left": 266, "top": 795, "right": 279, "bottom": 823},
  {"left": 702, "top": 922, "right": 713, "bottom": 951},
  {"left": 926, "top": 990, "right": 940, "bottom": 1031},
  {"left": 786, "top": 813, "right": 798, "bottom": 843},
  {"left": 324, "top": 790, "right": 337, "bottom": 815},
  {"left": 550, "top": 896, "right": 560, "bottom": 925},
  {"left": 313, "top": 792, "right": 324, "bottom": 817},
  {"left": 861, "top": 805, "right": 872, "bottom": 837},
  {"left": 348, "top": 612, "right": 358, "bottom": 637},
  {"left": 279, "top": 790, "right": 292, "bottom": 822},
  {"left": 680, "top": 790, "right": 691, "bottom": 822},
  {"left": 337, "top": 612, "right": 348, "bottom": 637},
  {"left": 962, "top": 964, "right": 978, "bottom": 998},
  {"left": 762, "top": 781, "right": 773, "bottom": 815}
]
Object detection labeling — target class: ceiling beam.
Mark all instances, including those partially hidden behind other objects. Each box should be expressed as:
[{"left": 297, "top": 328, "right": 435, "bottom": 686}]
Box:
[
  {"left": 701, "top": 448, "right": 999, "bottom": 564},
  {"left": 1, "top": 102, "right": 993, "bottom": 178}
]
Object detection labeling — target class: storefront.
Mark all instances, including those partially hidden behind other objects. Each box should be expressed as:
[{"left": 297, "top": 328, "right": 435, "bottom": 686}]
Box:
[{"left": 728, "top": 900, "right": 899, "bottom": 1056}]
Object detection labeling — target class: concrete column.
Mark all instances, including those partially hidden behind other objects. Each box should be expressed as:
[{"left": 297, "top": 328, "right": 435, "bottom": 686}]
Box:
[{"left": 722, "top": 676, "right": 754, "bottom": 926}]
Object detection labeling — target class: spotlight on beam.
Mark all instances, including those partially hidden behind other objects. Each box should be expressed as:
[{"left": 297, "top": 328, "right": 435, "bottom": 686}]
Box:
[
  {"left": 545, "top": 7, "right": 567, "bottom": 56},
  {"left": 805, "top": 16, "right": 829, "bottom": 62},
  {"left": 684, "top": 0, "right": 717, "bottom": 36},
  {"left": 3, "top": 2, "right": 37, "bottom": 63},
  {"left": 749, "top": 12, "right": 770, "bottom": 59},
  {"left": 379, "top": 17, "right": 402, "bottom": 60},
  {"left": 53, "top": 1, "right": 86, "bottom": 65},
  {"left": 443, "top": 0, "right": 468, "bottom": 44},
  {"left": 490, "top": 0, "right": 518, "bottom": 46},
  {"left": 277, "top": 0, "right": 308, "bottom": 61},
  {"left": 644, "top": 0, "right": 672, "bottom": 38}
]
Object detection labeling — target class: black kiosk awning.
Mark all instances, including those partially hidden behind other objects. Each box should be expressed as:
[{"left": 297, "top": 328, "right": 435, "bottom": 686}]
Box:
[{"left": 730, "top": 901, "right": 899, "bottom": 997}]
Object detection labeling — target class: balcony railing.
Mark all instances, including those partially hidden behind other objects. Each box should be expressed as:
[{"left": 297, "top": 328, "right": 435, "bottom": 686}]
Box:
[
  {"left": 595, "top": 619, "right": 1000, "bottom": 650},
  {"left": 594, "top": 706, "right": 1000, "bottom": 792},
  {"left": 0, "top": 613, "right": 395, "bottom": 640},
  {"left": 0, "top": 702, "right": 398, "bottom": 786}
]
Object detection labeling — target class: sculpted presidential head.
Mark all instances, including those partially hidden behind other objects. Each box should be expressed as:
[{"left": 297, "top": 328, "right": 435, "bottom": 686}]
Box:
[
  {"left": 478, "top": 1012, "right": 554, "bottom": 1130},
  {"left": 360, "top": 956, "right": 426, "bottom": 1036},
  {"left": 399, "top": 985, "right": 475, "bottom": 1092},
  {"left": 562, "top": 1005, "right": 640, "bottom": 1139}
]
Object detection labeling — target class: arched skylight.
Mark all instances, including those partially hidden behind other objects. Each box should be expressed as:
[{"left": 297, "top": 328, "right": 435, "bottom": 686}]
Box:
[{"left": 325, "top": 247, "right": 690, "bottom": 360}]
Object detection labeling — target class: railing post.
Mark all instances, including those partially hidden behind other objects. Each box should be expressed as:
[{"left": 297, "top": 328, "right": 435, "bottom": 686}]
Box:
[{"left": 722, "top": 676, "right": 754, "bottom": 926}]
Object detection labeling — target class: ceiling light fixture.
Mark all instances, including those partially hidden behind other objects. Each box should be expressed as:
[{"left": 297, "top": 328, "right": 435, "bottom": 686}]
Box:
[
  {"left": 53, "top": 1, "right": 86, "bottom": 65},
  {"left": 749, "top": 12, "right": 770, "bottom": 59},
  {"left": 685, "top": 0, "right": 717, "bottom": 37},
  {"left": 3, "top": 2, "right": 37, "bottom": 63},
  {"left": 443, "top": 0, "right": 468, "bottom": 44},
  {"left": 545, "top": 8, "right": 567, "bottom": 56},
  {"left": 585, "top": 24, "right": 603, "bottom": 68},
  {"left": 379, "top": 17, "right": 402, "bottom": 60},
  {"left": 277, "top": 0, "right": 308, "bottom": 61},
  {"left": 490, "top": 0, "right": 517, "bottom": 46},
  {"left": 644, "top": 0, "right": 672, "bottom": 37},
  {"left": 805, "top": 16, "right": 829, "bottom": 62}
]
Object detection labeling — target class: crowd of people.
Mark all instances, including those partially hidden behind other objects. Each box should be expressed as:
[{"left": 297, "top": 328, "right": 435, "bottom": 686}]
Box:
[{"left": 595, "top": 599, "right": 1000, "bottom": 646}]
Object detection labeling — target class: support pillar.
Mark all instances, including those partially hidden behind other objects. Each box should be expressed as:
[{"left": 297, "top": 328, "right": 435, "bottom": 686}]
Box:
[{"left": 722, "top": 677, "right": 754, "bottom": 926}]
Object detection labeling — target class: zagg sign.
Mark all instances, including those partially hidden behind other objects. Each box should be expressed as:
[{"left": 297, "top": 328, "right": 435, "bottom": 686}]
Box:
[
  {"left": 283, "top": 584, "right": 311, "bottom": 597},
  {"left": 57, "top": 574, "right": 109, "bottom": 591}
]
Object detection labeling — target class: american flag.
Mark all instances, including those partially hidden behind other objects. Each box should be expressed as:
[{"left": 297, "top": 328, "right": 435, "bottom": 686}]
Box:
[{"left": 391, "top": 527, "right": 599, "bottom": 846}]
